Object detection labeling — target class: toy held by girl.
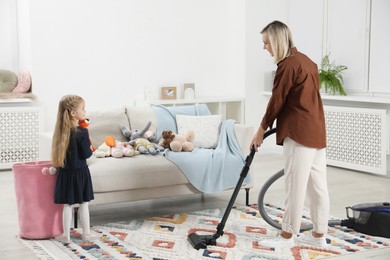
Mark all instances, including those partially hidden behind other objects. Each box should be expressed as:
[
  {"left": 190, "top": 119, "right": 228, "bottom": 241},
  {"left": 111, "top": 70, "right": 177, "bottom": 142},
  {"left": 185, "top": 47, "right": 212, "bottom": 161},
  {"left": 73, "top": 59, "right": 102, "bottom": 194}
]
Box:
[{"left": 51, "top": 94, "right": 96, "bottom": 242}]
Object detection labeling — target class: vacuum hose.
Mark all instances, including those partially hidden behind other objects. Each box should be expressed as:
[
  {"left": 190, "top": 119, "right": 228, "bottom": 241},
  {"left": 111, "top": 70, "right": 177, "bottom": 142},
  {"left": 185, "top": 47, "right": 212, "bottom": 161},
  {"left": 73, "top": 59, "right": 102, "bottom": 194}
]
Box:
[{"left": 258, "top": 129, "right": 342, "bottom": 231}]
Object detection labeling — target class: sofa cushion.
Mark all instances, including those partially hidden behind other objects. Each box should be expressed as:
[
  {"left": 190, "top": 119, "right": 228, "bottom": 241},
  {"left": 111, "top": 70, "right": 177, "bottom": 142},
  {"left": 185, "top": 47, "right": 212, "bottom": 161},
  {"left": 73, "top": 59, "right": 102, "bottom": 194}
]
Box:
[
  {"left": 86, "top": 107, "right": 129, "bottom": 148},
  {"left": 87, "top": 155, "right": 189, "bottom": 192},
  {"left": 176, "top": 114, "right": 222, "bottom": 149},
  {"left": 125, "top": 106, "right": 158, "bottom": 132},
  {"left": 0, "top": 69, "right": 18, "bottom": 93},
  {"left": 12, "top": 70, "right": 31, "bottom": 93}
]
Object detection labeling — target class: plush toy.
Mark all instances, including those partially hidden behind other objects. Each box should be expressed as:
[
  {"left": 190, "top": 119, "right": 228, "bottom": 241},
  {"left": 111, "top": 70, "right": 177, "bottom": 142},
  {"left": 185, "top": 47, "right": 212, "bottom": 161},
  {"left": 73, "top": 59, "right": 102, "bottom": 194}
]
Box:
[
  {"left": 159, "top": 130, "right": 175, "bottom": 149},
  {"left": 78, "top": 118, "right": 96, "bottom": 152},
  {"left": 128, "top": 138, "right": 161, "bottom": 155},
  {"left": 121, "top": 121, "right": 152, "bottom": 141},
  {"left": 94, "top": 136, "right": 136, "bottom": 158},
  {"left": 159, "top": 130, "right": 195, "bottom": 152},
  {"left": 78, "top": 118, "right": 90, "bottom": 129},
  {"left": 111, "top": 141, "right": 136, "bottom": 158},
  {"left": 144, "top": 129, "right": 158, "bottom": 143},
  {"left": 121, "top": 121, "right": 162, "bottom": 154},
  {"left": 94, "top": 142, "right": 111, "bottom": 158}
]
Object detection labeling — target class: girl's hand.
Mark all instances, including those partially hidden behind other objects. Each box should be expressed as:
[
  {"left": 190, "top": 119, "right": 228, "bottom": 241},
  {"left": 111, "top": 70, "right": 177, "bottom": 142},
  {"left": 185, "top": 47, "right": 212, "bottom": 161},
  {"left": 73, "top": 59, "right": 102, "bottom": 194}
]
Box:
[{"left": 250, "top": 127, "right": 265, "bottom": 151}]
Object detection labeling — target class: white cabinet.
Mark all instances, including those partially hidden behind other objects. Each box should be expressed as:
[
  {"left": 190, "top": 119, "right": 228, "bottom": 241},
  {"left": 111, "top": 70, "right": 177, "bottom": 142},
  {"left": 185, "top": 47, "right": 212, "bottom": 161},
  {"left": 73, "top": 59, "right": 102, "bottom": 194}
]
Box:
[
  {"left": 324, "top": 105, "right": 388, "bottom": 176},
  {"left": 327, "top": 0, "right": 370, "bottom": 93},
  {"left": 136, "top": 98, "right": 245, "bottom": 124},
  {"left": 288, "top": 0, "right": 323, "bottom": 65},
  {"left": 369, "top": 0, "right": 390, "bottom": 93},
  {"left": 288, "top": 0, "right": 371, "bottom": 93}
]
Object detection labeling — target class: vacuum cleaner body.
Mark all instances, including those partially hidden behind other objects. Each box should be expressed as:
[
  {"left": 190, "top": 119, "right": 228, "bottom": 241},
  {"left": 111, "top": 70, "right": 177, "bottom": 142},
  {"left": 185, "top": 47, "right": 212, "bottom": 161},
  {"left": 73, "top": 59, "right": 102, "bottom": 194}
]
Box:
[{"left": 342, "top": 202, "right": 390, "bottom": 238}]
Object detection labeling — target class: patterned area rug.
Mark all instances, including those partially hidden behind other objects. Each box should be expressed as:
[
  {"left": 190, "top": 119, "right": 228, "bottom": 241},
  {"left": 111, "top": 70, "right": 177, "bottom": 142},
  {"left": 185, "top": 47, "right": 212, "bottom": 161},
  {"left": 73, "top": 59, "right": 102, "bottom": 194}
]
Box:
[{"left": 20, "top": 204, "right": 390, "bottom": 259}]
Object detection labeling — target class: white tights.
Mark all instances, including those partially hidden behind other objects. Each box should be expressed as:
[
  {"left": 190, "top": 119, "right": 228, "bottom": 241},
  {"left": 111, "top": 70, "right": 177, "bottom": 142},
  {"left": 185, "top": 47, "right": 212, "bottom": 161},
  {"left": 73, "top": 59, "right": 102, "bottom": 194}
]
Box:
[{"left": 62, "top": 202, "right": 91, "bottom": 240}]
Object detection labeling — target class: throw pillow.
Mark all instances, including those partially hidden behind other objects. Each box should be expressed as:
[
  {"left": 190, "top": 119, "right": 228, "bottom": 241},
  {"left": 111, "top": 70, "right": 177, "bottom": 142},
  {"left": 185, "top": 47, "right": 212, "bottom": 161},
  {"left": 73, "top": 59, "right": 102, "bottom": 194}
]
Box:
[
  {"left": 86, "top": 107, "right": 129, "bottom": 148},
  {"left": 0, "top": 69, "right": 18, "bottom": 93},
  {"left": 13, "top": 70, "right": 32, "bottom": 93},
  {"left": 176, "top": 115, "right": 222, "bottom": 149}
]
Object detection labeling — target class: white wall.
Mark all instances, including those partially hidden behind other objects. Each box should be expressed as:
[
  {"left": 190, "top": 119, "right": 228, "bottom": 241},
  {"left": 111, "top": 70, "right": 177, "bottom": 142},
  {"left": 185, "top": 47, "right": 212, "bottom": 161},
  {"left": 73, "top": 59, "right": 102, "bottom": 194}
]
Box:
[
  {"left": 2, "top": 0, "right": 388, "bottom": 136},
  {"left": 287, "top": 0, "right": 323, "bottom": 65},
  {"left": 24, "top": 0, "right": 247, "bottom": 130},
  {"left": 244, "top": 0, "right": 288, "bottom": 153},
  {"left": 0, "top": 0, "right": 18, "bottom": 71},
  {"left": 0, "top": 0, "right": 289, "bottom": 133},
  {"left": 0, "top": 0, "right": 314, "bottom": 154},
  {"left": 326, "top": 0, "right": 370, "bottom": 92},
  {"left": 369, "top": 0, "right": 390, "bottom": 93}
]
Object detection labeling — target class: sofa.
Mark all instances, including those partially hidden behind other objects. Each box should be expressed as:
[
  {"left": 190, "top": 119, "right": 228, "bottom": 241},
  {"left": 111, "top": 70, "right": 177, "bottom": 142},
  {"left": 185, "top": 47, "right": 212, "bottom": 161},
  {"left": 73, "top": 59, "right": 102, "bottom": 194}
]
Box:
[{"left": 39, "top": 104, "right": 254, "bottom": 209}]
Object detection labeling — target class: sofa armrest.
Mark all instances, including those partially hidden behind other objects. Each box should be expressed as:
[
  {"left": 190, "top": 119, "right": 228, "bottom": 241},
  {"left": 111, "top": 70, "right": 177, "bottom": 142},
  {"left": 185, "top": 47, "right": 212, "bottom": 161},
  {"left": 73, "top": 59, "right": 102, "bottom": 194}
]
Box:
[
  {"left": 39, "top": 132, "right": 53, "bottom": 161},
  {"left": 234, "top": 124, "right": 254, "bottom": 156}
]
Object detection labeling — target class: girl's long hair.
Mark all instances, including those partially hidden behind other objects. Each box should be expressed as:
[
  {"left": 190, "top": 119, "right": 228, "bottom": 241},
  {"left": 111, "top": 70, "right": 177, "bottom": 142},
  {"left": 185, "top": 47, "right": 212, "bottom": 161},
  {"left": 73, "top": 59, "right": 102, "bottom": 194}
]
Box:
[
  {"left": 52, "top": 95, "right": 83, "bottom": 167},
  {"left": 261, "top": 20, "right": 295, "bottom": 63}
]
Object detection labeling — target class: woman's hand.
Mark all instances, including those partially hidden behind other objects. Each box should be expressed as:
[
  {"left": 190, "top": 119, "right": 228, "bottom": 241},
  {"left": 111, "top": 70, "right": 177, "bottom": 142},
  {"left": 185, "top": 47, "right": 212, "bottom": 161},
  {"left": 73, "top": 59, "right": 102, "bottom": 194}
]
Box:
[{"left": 250, "top": 126, "right": 266, "bottom": 151}]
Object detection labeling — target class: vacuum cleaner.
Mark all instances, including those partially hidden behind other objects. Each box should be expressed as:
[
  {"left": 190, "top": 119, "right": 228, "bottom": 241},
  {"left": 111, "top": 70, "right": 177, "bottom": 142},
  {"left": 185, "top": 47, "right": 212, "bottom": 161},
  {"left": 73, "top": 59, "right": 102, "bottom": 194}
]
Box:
[
  {"left": 188, "top": 128, "right": 390, "bottom": 250},
  {"left": 188, "top": 128, "right": 274, "bottom": 249}
]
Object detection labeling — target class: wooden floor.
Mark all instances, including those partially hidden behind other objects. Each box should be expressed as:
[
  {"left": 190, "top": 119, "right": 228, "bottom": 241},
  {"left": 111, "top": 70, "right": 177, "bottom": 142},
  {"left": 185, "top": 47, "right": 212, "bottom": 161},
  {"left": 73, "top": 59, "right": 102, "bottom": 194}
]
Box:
[{"left": 1, "top": 153, "right": 390, "bottom": 259}]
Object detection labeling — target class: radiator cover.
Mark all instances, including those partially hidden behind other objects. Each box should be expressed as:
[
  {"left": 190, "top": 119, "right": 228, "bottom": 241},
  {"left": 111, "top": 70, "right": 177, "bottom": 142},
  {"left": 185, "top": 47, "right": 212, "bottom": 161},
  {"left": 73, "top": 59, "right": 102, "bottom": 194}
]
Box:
[
  {"left": 0, "top": 106, "right": 43, "bottom": 169},
  {"left": 324, "top": 105, "right": 388, "bottom": 175}
]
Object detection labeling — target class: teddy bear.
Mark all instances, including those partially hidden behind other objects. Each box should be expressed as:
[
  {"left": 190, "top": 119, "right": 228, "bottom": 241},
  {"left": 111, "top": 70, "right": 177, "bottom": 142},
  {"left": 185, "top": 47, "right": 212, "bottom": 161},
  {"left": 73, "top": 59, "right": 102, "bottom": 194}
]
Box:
[
  {"left": 159, "top": 130, "right": 175, "bottom": 149},
  {"left": 159, "top": 130, "right": 195, "bottom": 152},
  {"left": 94, "top": 136, "right": 136, "bottom": 158}
]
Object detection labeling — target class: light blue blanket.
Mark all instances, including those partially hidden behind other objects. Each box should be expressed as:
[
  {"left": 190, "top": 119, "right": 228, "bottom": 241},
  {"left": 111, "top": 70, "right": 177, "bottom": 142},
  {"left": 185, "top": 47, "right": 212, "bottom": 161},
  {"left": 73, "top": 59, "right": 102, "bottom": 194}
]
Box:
[{"left": 163, "top": 119, "right": 251, "bottom": 193}]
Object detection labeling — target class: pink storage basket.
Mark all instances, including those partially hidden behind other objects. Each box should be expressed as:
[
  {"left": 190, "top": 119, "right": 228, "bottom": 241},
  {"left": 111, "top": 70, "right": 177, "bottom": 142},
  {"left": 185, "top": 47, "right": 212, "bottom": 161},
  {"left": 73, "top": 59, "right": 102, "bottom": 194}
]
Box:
[{"left": 13, "top": 161, "right": 63, "bottom": 239}]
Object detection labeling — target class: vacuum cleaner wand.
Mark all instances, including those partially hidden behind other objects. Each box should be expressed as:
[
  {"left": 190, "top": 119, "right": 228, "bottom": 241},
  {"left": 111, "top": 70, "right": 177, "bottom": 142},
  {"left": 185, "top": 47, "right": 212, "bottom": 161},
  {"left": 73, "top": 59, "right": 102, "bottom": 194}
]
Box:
[{"left": 188, "top": 146, "right": 257, "bottom": 250}]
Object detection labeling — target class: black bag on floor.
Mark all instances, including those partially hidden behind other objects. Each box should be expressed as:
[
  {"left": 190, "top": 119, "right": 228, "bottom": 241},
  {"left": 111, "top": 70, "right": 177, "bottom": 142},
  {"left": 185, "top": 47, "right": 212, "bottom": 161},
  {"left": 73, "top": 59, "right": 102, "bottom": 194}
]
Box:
[{"left": 342, "top": 202, "right": 390, "bottom": 238}]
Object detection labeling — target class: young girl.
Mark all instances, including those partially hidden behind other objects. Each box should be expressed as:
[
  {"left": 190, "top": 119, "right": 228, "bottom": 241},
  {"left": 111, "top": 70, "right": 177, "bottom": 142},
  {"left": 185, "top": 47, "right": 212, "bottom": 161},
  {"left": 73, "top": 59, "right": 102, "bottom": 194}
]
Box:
[{"left": 52, "top": 95, "right": 95, "bottom": 242}]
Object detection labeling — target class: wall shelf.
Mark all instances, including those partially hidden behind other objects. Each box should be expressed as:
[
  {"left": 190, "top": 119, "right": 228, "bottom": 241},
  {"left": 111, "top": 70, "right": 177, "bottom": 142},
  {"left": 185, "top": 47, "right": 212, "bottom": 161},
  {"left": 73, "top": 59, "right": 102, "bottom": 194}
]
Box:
[
  {"left": 0, "top": 98, "right": 34, "bottom": 104},
  {"left": 136, "top": 97, "right": 245, "bottom": 123}
]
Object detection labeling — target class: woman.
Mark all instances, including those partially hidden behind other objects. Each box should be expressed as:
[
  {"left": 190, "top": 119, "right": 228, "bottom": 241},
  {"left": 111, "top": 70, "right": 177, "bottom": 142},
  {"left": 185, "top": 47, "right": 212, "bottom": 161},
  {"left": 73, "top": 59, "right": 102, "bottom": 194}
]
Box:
[{"left": 250, "top": 20, "right": 329, "bottom": 247}]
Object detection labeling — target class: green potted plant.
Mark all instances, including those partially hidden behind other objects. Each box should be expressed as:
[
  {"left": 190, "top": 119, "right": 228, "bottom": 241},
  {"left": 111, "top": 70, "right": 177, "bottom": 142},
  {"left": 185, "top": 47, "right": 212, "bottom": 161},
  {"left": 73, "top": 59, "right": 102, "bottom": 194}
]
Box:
[{"left": 319, "top": 53, "right": 348, "bottom": 96}]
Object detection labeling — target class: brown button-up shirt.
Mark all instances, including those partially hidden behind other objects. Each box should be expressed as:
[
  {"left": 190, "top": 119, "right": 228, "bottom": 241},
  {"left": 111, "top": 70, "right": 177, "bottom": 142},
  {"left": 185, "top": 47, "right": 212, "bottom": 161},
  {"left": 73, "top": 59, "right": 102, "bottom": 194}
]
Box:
[{"left": 260, "top": 47, "right": 326, "bottom": 148}]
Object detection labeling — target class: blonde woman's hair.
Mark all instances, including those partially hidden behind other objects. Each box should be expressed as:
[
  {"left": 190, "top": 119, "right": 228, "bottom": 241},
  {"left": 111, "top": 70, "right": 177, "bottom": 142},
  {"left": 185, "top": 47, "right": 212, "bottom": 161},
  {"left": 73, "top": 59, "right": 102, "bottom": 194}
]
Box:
[
  {"left": 261, "top": 20, "right": 295, "bottom": 63},
  {"left": 52, "top": 95, "right": 84, "bottom": 167}
]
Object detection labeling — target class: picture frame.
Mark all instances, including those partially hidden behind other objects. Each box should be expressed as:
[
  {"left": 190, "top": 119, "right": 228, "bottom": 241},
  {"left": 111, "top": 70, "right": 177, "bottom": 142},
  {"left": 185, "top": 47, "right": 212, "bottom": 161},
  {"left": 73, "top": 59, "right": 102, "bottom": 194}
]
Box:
[
  {"left": 183, "top": 83, "right": 195, "bottom": 100},
  {"left": 161, "top": 86, "right": 177, "bottom": 100}
]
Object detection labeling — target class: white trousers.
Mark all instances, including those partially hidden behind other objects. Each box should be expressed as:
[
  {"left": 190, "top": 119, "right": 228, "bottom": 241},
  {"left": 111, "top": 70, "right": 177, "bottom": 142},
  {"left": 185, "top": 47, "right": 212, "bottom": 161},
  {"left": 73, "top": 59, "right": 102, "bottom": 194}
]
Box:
[{"left": 282, "top": 137, "right": 330, "bottom": 234}]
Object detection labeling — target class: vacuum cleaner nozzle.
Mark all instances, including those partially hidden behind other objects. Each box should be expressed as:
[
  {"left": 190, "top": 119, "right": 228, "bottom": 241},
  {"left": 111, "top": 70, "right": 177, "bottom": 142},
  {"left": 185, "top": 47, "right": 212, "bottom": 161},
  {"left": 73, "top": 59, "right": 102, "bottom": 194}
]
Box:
[{"left": 188, "top": 233, "right": 217, "bottom": 250}]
